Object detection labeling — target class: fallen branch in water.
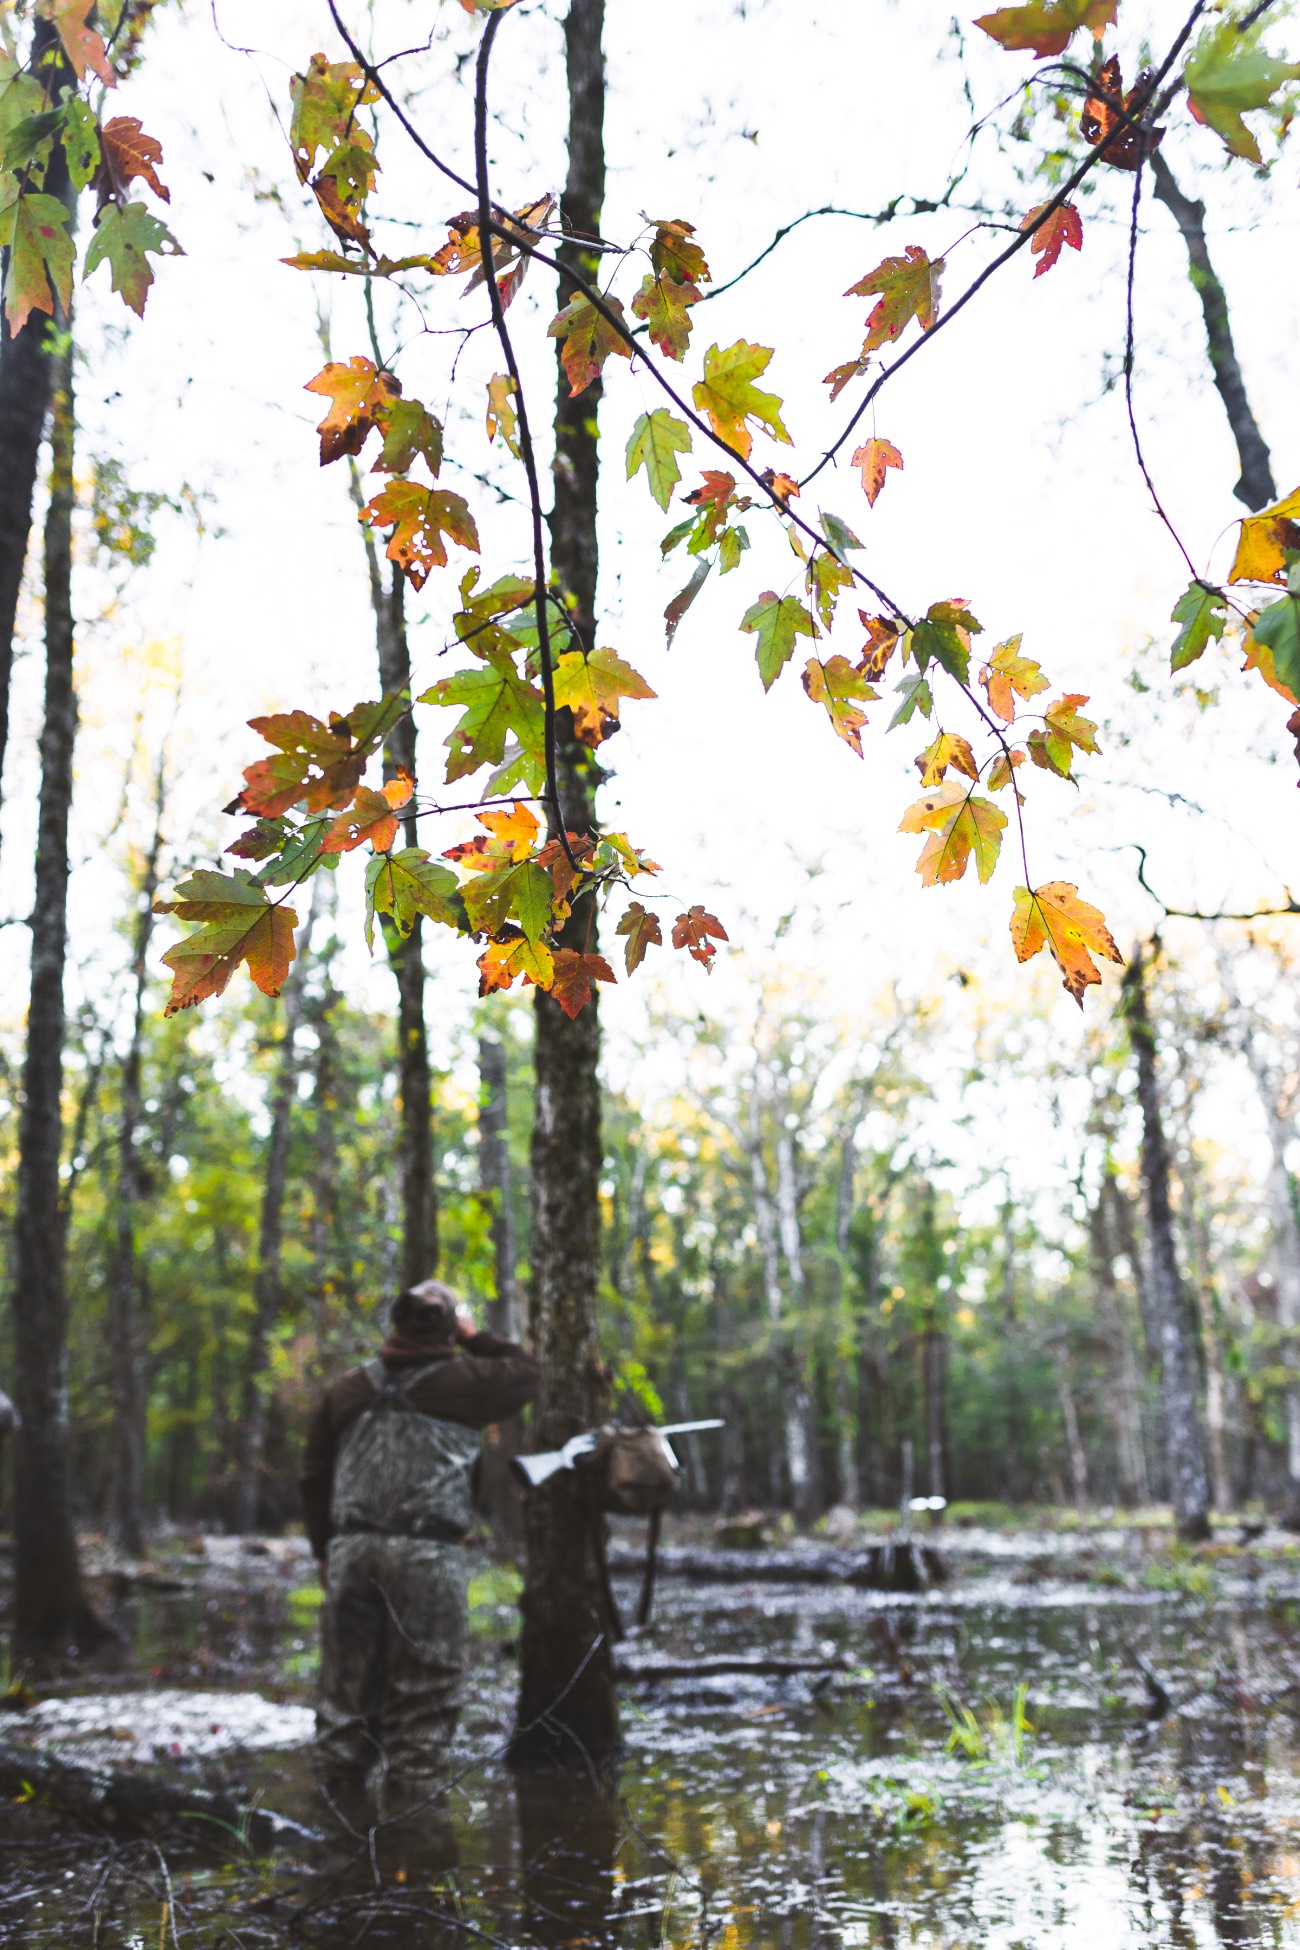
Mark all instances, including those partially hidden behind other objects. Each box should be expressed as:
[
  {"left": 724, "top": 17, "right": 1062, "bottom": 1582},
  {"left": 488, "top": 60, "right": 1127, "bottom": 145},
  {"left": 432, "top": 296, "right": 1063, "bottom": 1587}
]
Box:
[
  {"left": 606, "top": 1541, "right": 944, "bottom": 1592},
  {"left": 615, "top": 1653, "right": 851, "bottom": 1682},
  {"left": 0, "top": 1739, "right": 320, "bottom": 1848}
]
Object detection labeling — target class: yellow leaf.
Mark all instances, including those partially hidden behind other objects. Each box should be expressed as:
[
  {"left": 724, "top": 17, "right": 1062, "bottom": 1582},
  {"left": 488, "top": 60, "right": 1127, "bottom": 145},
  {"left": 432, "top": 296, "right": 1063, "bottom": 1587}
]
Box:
[
  {"left": 1229, "top": 485, "right": 1300, "bottom": 587},
  {"left": 1009, "top": 881, "right": 1122, "bottom": 1006},
  {"left": 899, "top": 780, "right": 1006, "bottom": 886},
  {"left": 913, "top": 731, "right": 978, "bottom": 786}
]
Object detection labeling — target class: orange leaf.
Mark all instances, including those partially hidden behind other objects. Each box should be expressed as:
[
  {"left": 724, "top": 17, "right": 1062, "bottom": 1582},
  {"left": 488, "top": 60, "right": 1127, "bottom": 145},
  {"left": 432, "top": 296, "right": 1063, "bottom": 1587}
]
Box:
[
  {"left": 322, "top": 785, "right": 402, "bottom": 854},
  {"left": 99, "top": 117, "right": 169, "bottom": 203},
  {"left": 1009, "top": 881, "right": 1122, "bottom": 1006},
  {"left": 547, "top": 950, "right": 617, "bottom": 1018},
  {"left": 616, "top": 900, "right": 663, "bottom": 974},
  {"left": 850, "top": 437, "right": 903, "bottom": 507},
  {"left": 671, "top": 904, "right": 729, "bottom": 968},
  {"left": 39, "top": 0, "right": 117, "bottom": 86},
  {"left": 478, "top": 801, "right": 540, "bottom": 861},
  {"left": 305, "top": 357, "right": 401, "bottom": 466},
  {"left": 1022, "top": 201, "right": 1082, "bottom": 276}
]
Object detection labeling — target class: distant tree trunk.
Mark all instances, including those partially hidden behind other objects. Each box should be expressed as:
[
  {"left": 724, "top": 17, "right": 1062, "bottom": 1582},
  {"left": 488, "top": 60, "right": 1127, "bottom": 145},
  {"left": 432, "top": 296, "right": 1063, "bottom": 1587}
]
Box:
[
  {"left": 1237, "top": 1035, "right": 1300, "bottom": 1506},
  {"left": 0, "top": 20, "right": 63, "bottom": 833},
  {"left": 1124, "top": 945, "right": 1212, "bottom": 1541},
  {"left": 11, "top": 334, "right": 101, "bottom": 1647},
  {"left": 1149, "top": 151, "right": 1275, "bottom": 512},
  {"left": 1053, "top": 1352, "right": 1088, "bottom": 1512},
  {"left": 1110, "top": 1172, "right": 1167, "bottom": 1500},
  {"left": 1090, "top": 1177, "right": 1149, "bottom": 1505},
  {"left": 511, "top": 0, "right": 618, "bottom": 1772},
  {"left": 921, "top": 1323, "right": 946, "bottom": 1504},
  {"left": 832, "top": 1121, "right": 860, "bottom": 1512},
  {"left": 231, "top": 901, "right": 316, "bottom": 1532},
  {"left": 346, "top": 451, "right": 436, "bottom": 1286},
  {"left": 107, "top": 754, "right": 167, "bottom": 1556},
  {"left": 774, "top": 1124, "right": 821, "bottom": 1521},
  {"left": 745, "top": 1081, "right": 813, "bottom": 1515},
  {"left": 479, "top": 1032, "right": 523, "bottom": 1546}
]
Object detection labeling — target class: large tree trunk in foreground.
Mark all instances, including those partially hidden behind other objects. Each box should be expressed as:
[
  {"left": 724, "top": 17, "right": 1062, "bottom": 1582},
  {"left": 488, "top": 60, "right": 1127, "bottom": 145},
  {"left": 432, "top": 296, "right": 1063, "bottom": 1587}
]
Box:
[
  {"left": 1124, "top": 945, "right": 1212, "bottom": 1542},
  {"left": 479, "top": 1032, "right": 523, "bottom": 1545},
  {"left": 231, "top": 905, "right": 315, "bottom": 1532},
  {"left": 11, "top": 339, "right": 101, "bottom": 1647},
  {"left": 0, "top": 21, "right": 63, "bottom": 833},
  {"left": 512, "top": 0, "right": 618, "bottom": 1772},
  {"left": 108, "top": 758, "right": 167, "bottom": 1555}
]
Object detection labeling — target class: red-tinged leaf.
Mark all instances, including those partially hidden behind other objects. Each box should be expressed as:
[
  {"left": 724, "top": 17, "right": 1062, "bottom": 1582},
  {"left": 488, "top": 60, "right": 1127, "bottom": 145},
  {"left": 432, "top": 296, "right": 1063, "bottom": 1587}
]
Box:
[
  {"left": 305, "top": 357, "right": 402, "bottom": 466},
  {"left": 671, "top": 904, "right": 729, "bottom": 968},
  {"left": 2, "top": 193, "right": 74, "bottom": 334},
  {"left": 478, "top": 800, "right": 539, "bottom": 861},
  {"left": 154, "top": 870, "right": 297, "bottom": 1015},
  {"left": 1027, "top": 693, "right": 1100, "bottom": 778},
  {"left": 979, "top": 635, "right": 1048, "bottom": 721},
  {"left": 547, "top": 949, "right": 617, "bottom": 1018},
  {"left": 858, "top": 612, "right": 904, "bottom": 681},
  {"left": 98, "top": 116, "right": 169, "bottom": 203},
  {"left": 616, "top": 899, "right": 663, "bottom": 974},
  {"left": 846, "top": 247, "right": 942, "bottom": 353},
  {"left": 322, "top": 785, "right": 404, "bottom": 855},
  {"left": 547, "top": 292, "right": 633, "bottom": 396},
  {"left": 361, "top": 481, "right": 479, "bottom": 590},
  {"left": 760, "top": 468, "right": 800, "bottom": 505},
  {"left": 1080, "top": 55, "right": 1163, "bottom": 170},
  {"left": 692, "top": 341, "right": 791, "bottom": 460},
  {"left": 1010, "top": 881, "right": 1122, "bottom": 1005},
  {"left": 1023, "top": 201, "right": 1083, "bottom": 276},
  {"left": 975, "top": 0, "right": 1117, "bottom": 59},
  {"left": 851, "top": 437, "right": 904, "bottom": 507},
  {"left": 476, "top": 931, "right": 553, "bottom": 997},
  {"left": 39, "top": 0, "right": 117, "bottom": 86},
  {"left": 824, "top": 357, "right": 871, "bottom": 402},
  {"left": 648, "top": 217, "right": 710, "bottom": 287},
  {"left": 631, "top": 272, "right": 698, "bottom": 360},
  {"left": 683, "top": 471, "right": 736, "bottom": 509},
  {"left": 899, "top": 781, "right": 1006, "bottom": 887},
  {"left": 802, "top": 655, "right": 878, "bottom": 757},
  {"left": 237, "top": 712, "right": 365, "bottom": 818}
]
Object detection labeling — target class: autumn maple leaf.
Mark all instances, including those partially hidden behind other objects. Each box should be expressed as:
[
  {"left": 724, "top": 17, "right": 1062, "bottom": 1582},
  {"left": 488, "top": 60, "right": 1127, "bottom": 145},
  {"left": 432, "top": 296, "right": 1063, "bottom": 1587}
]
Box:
[
  {"left": 1022, "top": 202, "right": 1083, "bottom": 276},
  {"left": 899, "top": 780, "right": 1005, "bottom": 886},
  {"left": 553, "top": 647, "right": 656, "bottom": 748},
  {"left": 2, "top": 194, "right": 74, "bottom": 334},
  {"left": 692, "top": 341, "right": 791, "bottom": 461},
  {"left": 306, "top": 358, "right": 402, "bottom": 466},
  {"left": 548, "top": 950, "right": 618, "bottom": 1019},
  {"left": 154, "top": 871, "right": 297, "bottom": 1015},
  {"left": 616, "top": 900, "right": 663, "bottom": 974},
  {"left": 851, "top": 438, "right": 904, "bottom": 507},
  {"left": 361, "top": 481, "right": 479, "bottom": 590},
  {"left": 846, "top": 247, "right": 943, "bottom": 354},
  {"left": 98, "top": 117, "right": 170, "bottom": 205},
  {"left": 322, "top": 775, "right": 413, "bottom": 855},
  {"left": 671, "top": 906, "right": 729, "bottom": 968},
  {"left": 39, "top": 0, "right": 117, "bottom": 86},
  {"left": 1010, "top": 882, "right": 1122, "bottom": 1006},
  {"left": 979, "top": 635, "right": 1048, "bottom": 722},
  {"left": 802, "top": 656, "right": 878, "bottom": 757},
  {"left": 975, "top": 0, "right": 1117, "bottom": 59},
  {"left": 1229, "top": 485, "right": 1300, "bottom": 586},
  {"left": 548, "top": 293, "right": 633, "bottom": 396}
]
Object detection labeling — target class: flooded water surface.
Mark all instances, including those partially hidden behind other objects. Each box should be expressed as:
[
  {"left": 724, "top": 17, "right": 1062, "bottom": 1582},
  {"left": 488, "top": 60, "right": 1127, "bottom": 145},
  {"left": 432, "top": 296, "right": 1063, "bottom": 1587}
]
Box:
[{"left": 4, "top": 1522, "right": 1300, "bottom": 1947}]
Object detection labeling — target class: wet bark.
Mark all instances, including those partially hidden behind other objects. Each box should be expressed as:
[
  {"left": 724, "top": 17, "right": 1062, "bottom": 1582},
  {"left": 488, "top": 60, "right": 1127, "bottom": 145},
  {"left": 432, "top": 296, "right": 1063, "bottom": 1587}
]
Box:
[
  {"left": 511, "top": 0, "right": 618, "bottom": 1772},
  {"left": 479, "top": 1032, "right": 523, "bottom": 1544},
  {"left": 1149, "top": 151, "right": 1275, "bottom": 512},
  {"left": 231, "top": 902, "right": 316, "bottom": 1532},
  {"left": 0, "top": 21, "right": 63, "bottom": 831},
  {"left": 11, "top": 339, "right": 102, "bottom": 1647},
  {"left": 1124, "top": 945, "right": 1212, "bottom": 1541},
  {"left": 1090, "top": 1178, "right": 1150, "bottom": 1505},
  {"left": 1237, "top": 1034, "right": 1300, "bottom": 1497},
  {"left": 107, "top": 757, "right": 167, "bottom": 1555}
]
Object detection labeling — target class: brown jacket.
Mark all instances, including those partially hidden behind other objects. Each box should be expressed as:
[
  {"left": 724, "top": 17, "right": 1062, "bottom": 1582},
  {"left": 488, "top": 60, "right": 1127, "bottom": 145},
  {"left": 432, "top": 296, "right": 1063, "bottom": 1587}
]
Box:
[{"left": 299, "top": 1331, "right": 539, "bottom": 1559}]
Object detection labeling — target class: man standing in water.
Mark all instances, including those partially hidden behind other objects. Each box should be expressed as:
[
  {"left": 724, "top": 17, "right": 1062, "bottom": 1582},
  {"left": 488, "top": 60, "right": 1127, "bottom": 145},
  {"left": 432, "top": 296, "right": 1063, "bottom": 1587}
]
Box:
[{"left": 299, "top": 1280, "right": 539, "bottom": 1817}]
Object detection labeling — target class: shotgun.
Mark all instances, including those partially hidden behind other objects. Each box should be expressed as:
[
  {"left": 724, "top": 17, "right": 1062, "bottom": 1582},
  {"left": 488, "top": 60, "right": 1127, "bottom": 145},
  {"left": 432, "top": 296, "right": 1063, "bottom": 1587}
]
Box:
[{"left": 509, "top": 1420, "right": 725, "bottom": 1491}]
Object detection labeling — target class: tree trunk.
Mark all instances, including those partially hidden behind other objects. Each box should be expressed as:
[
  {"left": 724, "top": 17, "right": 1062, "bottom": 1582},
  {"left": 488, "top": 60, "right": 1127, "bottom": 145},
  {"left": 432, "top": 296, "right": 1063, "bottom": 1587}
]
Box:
[
  {"left": 744, "top": 1080, "right": 813, "bottom": 1514},
  {"left": 921, "top": 1323, "right": 947, "bottom": 1504},
  {"left": 107, "top": 754, "right": 167, "bottom": 1555},
  {"left": 11, "top": 335, "right": 101, "bottom": 1647},
  {"left": 1149, "top": 151, "right": 1275, "bottom": 512},
  {"left": 1090, "top": 1178, "right": 1150, "bottom": 1505},
  {"left": 0, "top": 21, "right": 64, "bottom": 833},
  {"left": 832, "top": 1122, "right": 860, "bottom": 1511},
  {"left": 1237, "top": 1033, "right": 1300, "bottom": 1501},
  {"left": 1124, "top": 945, "right": 1212, "bottom": 1541},
  {"left": 479, "top": 1032, "right": 523, "bottom": 1546},
  {"left": 511, "top": 0, "right": 618, "bottom": 1771},
  {"left": 1053, "top": 1353, "right": 1088, "bottom": 1512},
  {"left": 775, "top": 1124, "right": 821, "bottom": 1521},
  {"left": 231, "top": 898, "right": 316, "bottom": 1532}
]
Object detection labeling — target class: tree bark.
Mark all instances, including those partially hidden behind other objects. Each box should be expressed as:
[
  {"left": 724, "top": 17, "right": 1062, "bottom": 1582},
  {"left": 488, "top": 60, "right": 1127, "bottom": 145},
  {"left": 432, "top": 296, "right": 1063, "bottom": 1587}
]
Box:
[
  {"left": 511, "top": 0, "right": 618, "bottom": 1772},
  {"left": 832, "top": 1119, "right": 860, "bottom": 1511},
  {"left": 774, "top": 1123, "right": 822, "bottom": 1521},
  {"left": 231, "top": 899, "right": 316, "bottom": 1532},
  {"left": 1124, "top": 944, "right": 1212, "bottom": 1541},
  {"left": 11, "top": 336, "right": 102, "bottom": 1647},
  {"left": 0, "top": 21, "right": 64, "bottom": 832},
  {"left": 744, "top": 1078, "right": 813, "bottom": 1515},
  {"left": 1149, "top": 151, "right": 1275, "bottom": 512},
  {"left": 107, "top": 754, "right": 167, "bottom": 1555},
  {"left": 478, "top": 1032, "right": 523, "bottom": 1545},
  {"left": 1090, "top": 1178, "right": 1150, "bottom": 1505},
  {"left": 1237, "top": 1033, "right": 1300, "bottom": 1499}
]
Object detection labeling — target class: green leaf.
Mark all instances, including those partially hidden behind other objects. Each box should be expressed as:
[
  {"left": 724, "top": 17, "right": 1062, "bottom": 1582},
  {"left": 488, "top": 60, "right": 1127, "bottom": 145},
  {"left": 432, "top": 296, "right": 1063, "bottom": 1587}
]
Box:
[
  {"left": 888, "top": 671, "right": 934, "bottom": 730},
  {"left": 1, "top": 190, "right": 74, "bottom": 334},
  {"left": 461, "top": 859, "right": 553, "bottom": 943},
  {"left": 910, "top": 600, "right": 982, "bottom": 683},
  {"left": 1185, "top": 25, "right": 1300, "bottom": 164},
  {"left": 84, "top": 201, "right": 183, "bottom": 318},
  {"left": 420, "top": 649, "right": 545, "bottom": 784},
  {"left": 627, "top": 409, "right": 692, "bottom": 511},
  {"left": 718, "top": 525, "right": 749, "bottom": 575},
  {"left": 60, "top": 99, "right": 100, "bottom": 191},
  {"left": 740, "top": 591, "right": 817, "bottom": 691},
  {"left": 692, "top": 340, "right": 792, "bottom": 461},
  {"left": 1, "top": 109, "right": 62, "bottom": 173},
  {"left": 1170, "top": 582, "right": 1227, "bottom": 672},
  {"left": 365, "top": 847, "right": 468, "bottom": 949},
  {"left": 820, "top": 511, "right": 864, "bottom": 564},
  {"left": 1252, "top": 594, "right": 1300, "bottom": 698}
]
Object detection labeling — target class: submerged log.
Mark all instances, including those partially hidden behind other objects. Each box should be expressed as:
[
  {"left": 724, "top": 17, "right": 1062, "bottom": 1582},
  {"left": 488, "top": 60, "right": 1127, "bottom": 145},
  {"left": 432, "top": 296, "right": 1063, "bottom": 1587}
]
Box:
[
  {"left": 615, "top": 1654, "right": 850, "bottom": 1682},
  {"left": 606, "top": 1540, "right": 944, "bottom": 1592},
  {"left": 0, "top": 1738, "right": 320, "bottom": 1847}
]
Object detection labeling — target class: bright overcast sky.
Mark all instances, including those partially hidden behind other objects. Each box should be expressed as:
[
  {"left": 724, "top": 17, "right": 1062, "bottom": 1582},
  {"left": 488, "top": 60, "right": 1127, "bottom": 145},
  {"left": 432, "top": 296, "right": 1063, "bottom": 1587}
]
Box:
[{"left": 2, "top": 0, "right": 1298, "bottom": 1206}]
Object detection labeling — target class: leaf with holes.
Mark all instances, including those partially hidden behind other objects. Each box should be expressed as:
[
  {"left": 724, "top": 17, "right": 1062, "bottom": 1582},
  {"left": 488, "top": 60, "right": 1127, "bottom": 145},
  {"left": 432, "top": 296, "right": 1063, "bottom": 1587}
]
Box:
[
  {"left": 627, "top": 409, "right": 692, "bottom": 511},
  {"left": 672, "top": 905, "right": 729, "bottom": 968},
  {"left": 322, "top": 775, "right": 412, "bottom": 856},
  {"left": 914, "top": 731, "right": 979, "bottom": 786},
  {"left": 975, "top": 0, "right": 1117, "bottom": 58},
  {"left": 553, "top": 647, "right": 656, "bottom": 748},
  {"left": 421, "top": 650, "right": 545, "bottom": 784},
  {"left": 1, "top": 192, "right": 74, "bottom": 333},
  {"left": 361, "top": 481, "right": 479, "bottom": 590},
  {"left": 741, "top": 592, "right": 817, "bottom": 691},
  {"left": 851, "top": 437, "right": 904, "bottom": 507},
  {"left": 238, "top": 712, "right": 364, "bottom": 817},
  {"left": 476, "top": 931, "right": 553, "bottom": 996},
  {"left": 899, "top": 781, "right": 1006, "bottom": 887},
  {"left": 1229, "top": 486, "right": 1300, "bottom": 586},
  {"left": 616, "top": 900, "right": 663, "bottom": 974},
  {"left": 548, "top": 292, "right": 633, "bottom": 396},
  {"left": 98, "top": 116, "right": 169, "bottom": 202},
  {"left": 154, "top": 870, "right": 297, "bottom": 1015},
  {"left": 692, "top": 341, "right": 791, "bottom": 461},
  {"left": 1027, "top": 694, "right": 1099, "bottom": 778},
  {"left": 802, "top": 656, "right": 878, "bottom": 757},
  {"left": 911, "top": 600, "right": 982, "bottom": 683},
  {"left": 84, "top": 202, "right": 183, "bottom": 318},
  {"left": 1010, "top": 881, "right": 1122, "bottom": 1006},
  {"left": 1023, "top": 201, "right": 1082, "bottom": 274},
  {"left": 979, "top": 635, "right": 1048, "bottom": 721},
  {"left": 365, "top": 848, "right": 467, "bottom": 949},
  {"left": 373, "top": 398, "right": 443, "bottom": 477},
  {"left": 632, "top": 272, "right": 699, "bottom": 360},
  {"left": 305, "top": 357, "right": 401, "bottom": 466},
  {"left": 1170, "top": 583, "right": 1227, "bottom": 672},
  {"left": 289, "top": 53, "right": 375, "bottom": 183},
  {"left": 847, "top": 247, "right": 943, "bottom": 353},
  {"left": 39, "top": 0, "right": 117, "bottom": 86}
]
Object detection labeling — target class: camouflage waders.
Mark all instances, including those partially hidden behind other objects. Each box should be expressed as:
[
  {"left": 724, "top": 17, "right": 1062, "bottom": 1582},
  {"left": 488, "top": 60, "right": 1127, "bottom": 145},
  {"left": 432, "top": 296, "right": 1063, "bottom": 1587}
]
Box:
[{"left": 316, "top": 1361, "right": 480, "bottom": 1790}]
